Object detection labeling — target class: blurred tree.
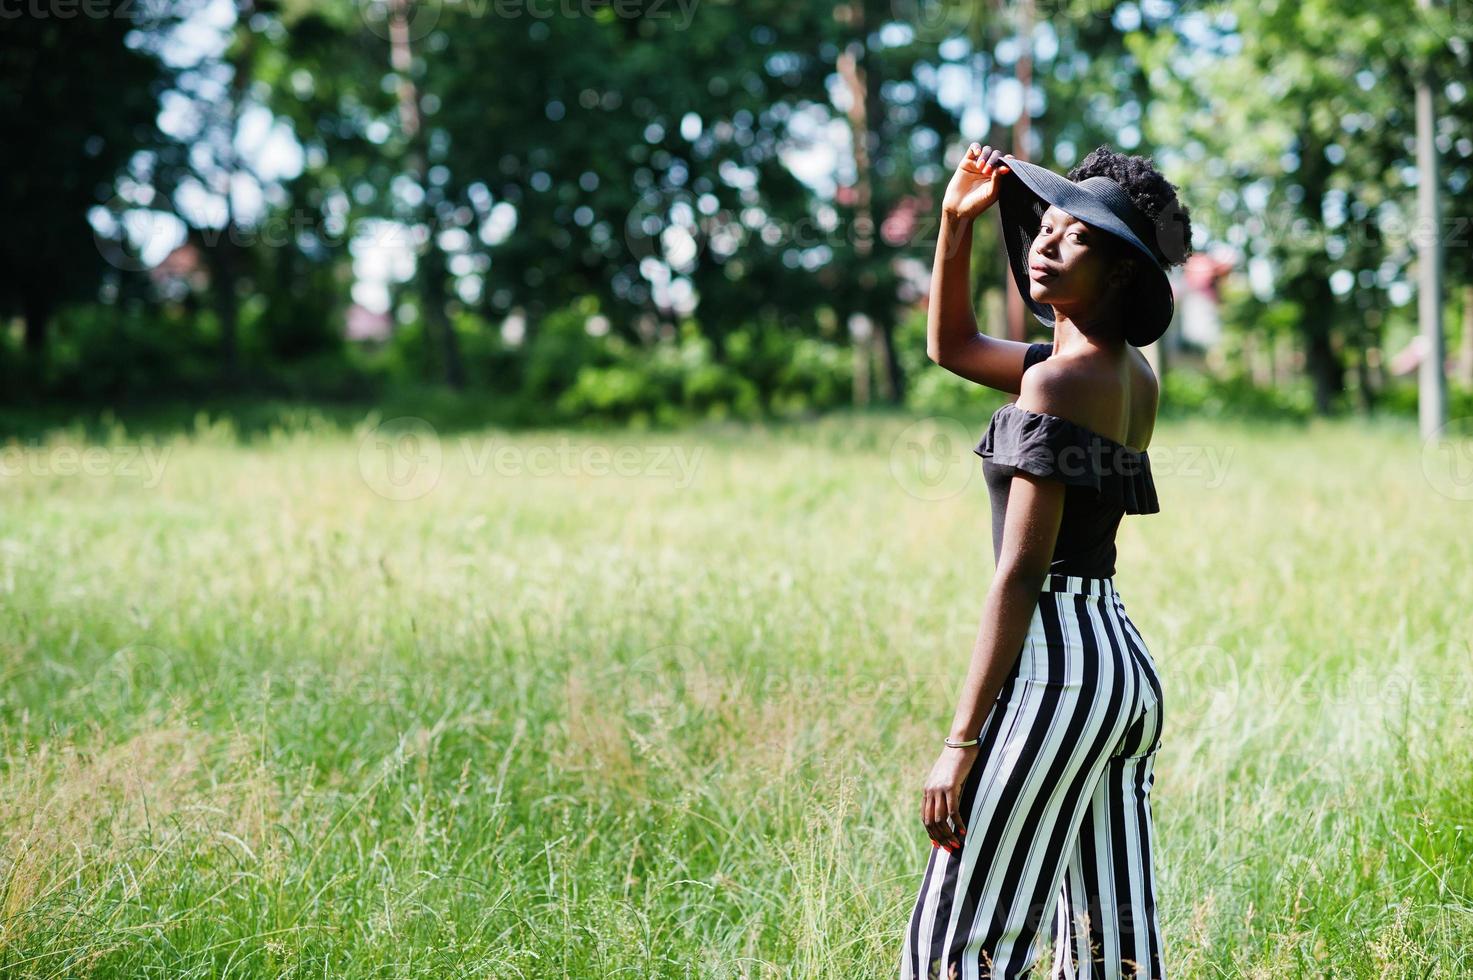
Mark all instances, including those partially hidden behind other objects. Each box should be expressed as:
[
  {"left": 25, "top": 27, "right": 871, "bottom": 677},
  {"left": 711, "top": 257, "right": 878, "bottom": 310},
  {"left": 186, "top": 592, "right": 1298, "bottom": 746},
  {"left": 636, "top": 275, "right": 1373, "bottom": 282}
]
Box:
[
  {"left": 883, "top": 0, "right": 1178, "bottom": 385},
  {"left": 1134, "top": 0, "right": 1472, "bottom": 413},
  {"left": 138, "top": 0, "right": 282, "bottom": 382},
  {"left": 386, "top": 0, "right": 463, "bottom": 387},
  {"left": 0, "top": 3, "right": 169, "bottom": 359},
  {"left": 9, "top": 0, "right": 1467, "bottom": 420},
  {"left": 425, "top": 0, "right": 841, "bottom": 373}
]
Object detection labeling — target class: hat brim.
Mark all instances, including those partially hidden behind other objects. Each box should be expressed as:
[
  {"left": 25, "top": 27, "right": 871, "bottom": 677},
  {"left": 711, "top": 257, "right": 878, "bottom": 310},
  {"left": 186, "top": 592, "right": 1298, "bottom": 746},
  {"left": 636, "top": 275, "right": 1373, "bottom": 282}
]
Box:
[{"left": 997, "top": 155, "right": 1174, "bottom": 347}]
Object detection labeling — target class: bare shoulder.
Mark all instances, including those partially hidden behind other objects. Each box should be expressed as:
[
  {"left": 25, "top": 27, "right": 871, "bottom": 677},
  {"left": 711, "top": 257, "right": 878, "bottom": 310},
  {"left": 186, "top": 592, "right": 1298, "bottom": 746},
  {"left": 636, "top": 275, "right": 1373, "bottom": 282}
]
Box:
[
  {"left": 1014, "top": 350, "right": 1098, "bottom": 421},
  {"left": 1016, "top": 344, "right": 1159, "bottom": 451},
  {"left": 1129, "top": 346, "right": 1161, "bottom": 408},
  {"left": 1128, "top": 347, "right": 1160, "bottom": 450}
]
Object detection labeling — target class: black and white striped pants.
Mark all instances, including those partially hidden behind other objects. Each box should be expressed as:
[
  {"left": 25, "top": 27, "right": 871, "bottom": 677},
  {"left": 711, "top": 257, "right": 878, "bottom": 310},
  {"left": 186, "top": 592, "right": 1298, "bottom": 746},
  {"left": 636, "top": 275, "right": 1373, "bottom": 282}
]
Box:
[{"left": 901, "top": 573, "right": 1165, "bottom": 980}]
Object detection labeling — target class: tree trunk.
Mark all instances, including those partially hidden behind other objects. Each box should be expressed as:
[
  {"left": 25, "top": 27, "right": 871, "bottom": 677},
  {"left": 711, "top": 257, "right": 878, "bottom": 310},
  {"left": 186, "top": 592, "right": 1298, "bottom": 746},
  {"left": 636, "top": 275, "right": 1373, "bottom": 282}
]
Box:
[
  {"left": 523, "top": 303, "right": 542, "bottom": 347},
  {"left": 875, "top": 313, "right": 903, "bottom": 403},
  {"left": 210, "top": 0, "right": 251, "bottom": 385},
  {"left": 1292, "top": 271, "right": 1343, "bottom": 414},
  {"left": 1353, "top": 319, "right": 1375, "bottom": 412},
  {"left": 1303, "top": 325, "right": 1342, "bottom": 415},
  {"left": 972, "top": 71, "right": 1006, "bottom": 339},
  {"left": 390, "top": 0, "right": 463, "bottom": 389},
  {"left": 848, "top": 310, "right": 871, "bottom": 407},
  {"left": 210, "top": 236, "right": 240, "bottom": 382},
  {"left": 835, "top": 7, "right": 905, "bottom": 405},
  {"left": 420, "top": 242, "right": 464, "bottom": 388},
  {"left": 23, "top": 293, "right": 50, "bottom": 358},
  {"left": 1291, "top": 117, "right": 1344, "bottom": 415}
]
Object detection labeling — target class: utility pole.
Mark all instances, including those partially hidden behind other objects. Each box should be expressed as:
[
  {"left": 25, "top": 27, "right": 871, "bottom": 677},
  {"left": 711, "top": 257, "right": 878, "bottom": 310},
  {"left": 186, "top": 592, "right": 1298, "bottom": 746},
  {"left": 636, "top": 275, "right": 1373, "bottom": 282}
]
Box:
[{"left": 1415, "top": 0, "right": 1446, "bottom": 437}]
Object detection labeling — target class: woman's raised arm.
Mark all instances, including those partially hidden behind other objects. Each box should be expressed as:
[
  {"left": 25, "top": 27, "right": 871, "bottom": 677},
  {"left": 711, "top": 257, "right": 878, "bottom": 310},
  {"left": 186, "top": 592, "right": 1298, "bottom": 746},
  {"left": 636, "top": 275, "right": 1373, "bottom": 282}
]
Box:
[{"left": 926, "top": 144, "right": 1035, "bottom": 394}]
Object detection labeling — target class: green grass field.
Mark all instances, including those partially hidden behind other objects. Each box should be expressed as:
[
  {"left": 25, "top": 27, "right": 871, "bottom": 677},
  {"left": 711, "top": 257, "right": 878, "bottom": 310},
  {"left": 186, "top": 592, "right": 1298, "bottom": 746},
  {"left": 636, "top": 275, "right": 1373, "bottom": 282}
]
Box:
[{"left": 2, "top": 406, "right": 1471, "bottom": 977}]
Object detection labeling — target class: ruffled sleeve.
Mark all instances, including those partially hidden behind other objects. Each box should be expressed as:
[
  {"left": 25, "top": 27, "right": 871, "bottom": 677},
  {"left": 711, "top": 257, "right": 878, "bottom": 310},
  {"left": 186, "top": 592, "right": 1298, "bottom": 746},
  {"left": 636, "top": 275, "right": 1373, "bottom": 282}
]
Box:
[{"left": 973, "top": 403, "right": 1161, "bottom": 515}]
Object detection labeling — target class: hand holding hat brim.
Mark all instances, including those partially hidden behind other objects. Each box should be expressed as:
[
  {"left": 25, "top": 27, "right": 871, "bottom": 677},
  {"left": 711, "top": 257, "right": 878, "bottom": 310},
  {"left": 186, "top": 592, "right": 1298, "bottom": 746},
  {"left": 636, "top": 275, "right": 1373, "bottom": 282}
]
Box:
[
  {"left": 943, "top": 143, "right": 1012, "bottom": 222},
  {"left": 994, "top": 153, "right": 1175, "bottom": 347}
]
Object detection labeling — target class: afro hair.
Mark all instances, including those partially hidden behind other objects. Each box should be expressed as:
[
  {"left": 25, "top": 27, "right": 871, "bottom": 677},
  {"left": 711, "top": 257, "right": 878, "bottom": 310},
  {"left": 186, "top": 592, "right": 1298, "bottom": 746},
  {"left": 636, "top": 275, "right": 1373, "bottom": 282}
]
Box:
[{"left": 1068, "top": 145, "right": 1193, "bottom": 267}]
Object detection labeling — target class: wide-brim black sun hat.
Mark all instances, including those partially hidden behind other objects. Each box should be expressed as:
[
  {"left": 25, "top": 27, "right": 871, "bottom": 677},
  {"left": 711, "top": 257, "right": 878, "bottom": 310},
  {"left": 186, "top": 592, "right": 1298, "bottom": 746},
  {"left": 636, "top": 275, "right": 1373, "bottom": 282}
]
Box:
[{"left": 998, "top": 152, "right": 1179, "bottom": 347}]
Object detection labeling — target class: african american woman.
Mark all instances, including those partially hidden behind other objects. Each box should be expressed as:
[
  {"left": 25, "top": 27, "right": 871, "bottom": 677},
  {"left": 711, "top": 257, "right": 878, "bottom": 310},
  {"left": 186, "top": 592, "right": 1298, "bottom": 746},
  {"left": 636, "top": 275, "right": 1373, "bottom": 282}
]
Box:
[{"left": 900, "top": 143, "right": 1193, "bottom": 980}]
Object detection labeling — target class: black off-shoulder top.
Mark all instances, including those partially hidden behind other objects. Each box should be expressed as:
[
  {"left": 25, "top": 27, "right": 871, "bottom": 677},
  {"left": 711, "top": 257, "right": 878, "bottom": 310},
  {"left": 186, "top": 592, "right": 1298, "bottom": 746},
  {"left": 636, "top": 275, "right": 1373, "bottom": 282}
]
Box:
[{"left": 973, "top": 341, "right": 1160, "bottom": 577}]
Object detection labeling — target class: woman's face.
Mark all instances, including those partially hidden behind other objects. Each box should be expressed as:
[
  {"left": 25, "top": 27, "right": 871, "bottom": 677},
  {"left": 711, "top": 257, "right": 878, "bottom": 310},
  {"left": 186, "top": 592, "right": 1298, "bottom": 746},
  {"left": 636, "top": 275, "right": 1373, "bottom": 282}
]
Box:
[{"left": 1026, "top": 203, "right": 1132, "bottom": 312}]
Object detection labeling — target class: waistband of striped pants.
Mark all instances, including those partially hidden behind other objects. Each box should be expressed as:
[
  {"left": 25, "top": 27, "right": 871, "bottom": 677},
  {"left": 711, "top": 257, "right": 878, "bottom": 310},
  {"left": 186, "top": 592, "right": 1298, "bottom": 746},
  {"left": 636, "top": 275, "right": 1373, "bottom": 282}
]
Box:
[{"left": 1039, "top": 573, "right": 1116, "bottom": 597}]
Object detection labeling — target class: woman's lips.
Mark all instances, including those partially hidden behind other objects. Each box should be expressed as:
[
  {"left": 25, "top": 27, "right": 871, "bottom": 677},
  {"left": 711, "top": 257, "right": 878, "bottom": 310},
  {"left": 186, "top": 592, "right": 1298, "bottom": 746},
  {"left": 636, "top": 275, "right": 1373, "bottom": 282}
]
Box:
[{"left": 1028, "top": 265, "right": 1057, "bottom": 280}]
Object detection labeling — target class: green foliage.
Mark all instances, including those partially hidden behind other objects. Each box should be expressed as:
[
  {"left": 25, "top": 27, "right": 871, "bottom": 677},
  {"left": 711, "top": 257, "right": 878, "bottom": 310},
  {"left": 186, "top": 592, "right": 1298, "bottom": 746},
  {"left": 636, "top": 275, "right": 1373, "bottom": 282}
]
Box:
[
  {"left": 1373, "top": 379, "right": 1473, "bottom": 422},
  {"left": 763, "top": 335, "right": 854, "bottom": 415},
  {"left": 555, "top": 322, "right": 848, "bottom": 427},
  {"left": 1134, "top": 0, "right": 1473, "bottom": 409},
  {"left": 0, "top": 0, "right": 174, "bottom": 338},
  {"left": 8, "top": 0, "right": 1471, "bottom": 429},
  {"left": 894, "top": 304, "right": 1015, "bottom": 415},
  {"left": 520, "top": 303, "right": 615, "bottom": 406},
  {"left": 448, "top": 313, "right": 523, "bottom": 393},
  {"left": 36, "top": 304, "right": 217, "bottom": 402},
  {"left": 1162, "top": 368, "right": 1316, "bottom": 421},
  {"left": 262, "top": 301, "right": 857, "bottom": 427},
  {"left": 253, "top": 246, "right": 348, "bottom": 364}
]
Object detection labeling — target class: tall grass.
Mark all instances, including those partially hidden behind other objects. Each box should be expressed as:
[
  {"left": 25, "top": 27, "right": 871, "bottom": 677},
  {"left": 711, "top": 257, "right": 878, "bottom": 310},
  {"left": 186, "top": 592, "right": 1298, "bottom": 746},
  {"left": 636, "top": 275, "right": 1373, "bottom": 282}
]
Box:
[{"left": 1, "top": 407, "right": 1470, "bottom": 977}]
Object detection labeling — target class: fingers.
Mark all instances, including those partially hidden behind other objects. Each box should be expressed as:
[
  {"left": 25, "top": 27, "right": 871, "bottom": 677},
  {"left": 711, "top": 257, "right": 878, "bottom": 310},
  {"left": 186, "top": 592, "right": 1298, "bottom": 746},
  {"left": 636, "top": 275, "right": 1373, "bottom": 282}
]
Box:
[
  {"left": 960, "top": 143, "right": 1011, "bottom": 176},
  {"left": 937, "top": 790, "right": 962, "bottom": 851},
  {"left": 921, "top": 787, "right": 933, "bottom": 832},
  {"left": 922, "top": 789, "right": 946, "bottom": 851},
  {"left": 980, "top": 145, "right": 1010, "bottom": 174},
  {"left": 949, "top": 796, "right": 967, "bottom": 845},
  {"left": 923, "top": 788, "right": 963, "bottom": 853}
]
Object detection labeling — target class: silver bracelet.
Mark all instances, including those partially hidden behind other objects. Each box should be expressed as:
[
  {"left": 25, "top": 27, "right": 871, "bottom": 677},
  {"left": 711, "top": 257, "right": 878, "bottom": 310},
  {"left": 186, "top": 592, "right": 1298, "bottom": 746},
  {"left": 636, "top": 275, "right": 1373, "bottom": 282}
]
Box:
[{"left": 944, "top": 735, "right": 979, "bottom": 748}]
